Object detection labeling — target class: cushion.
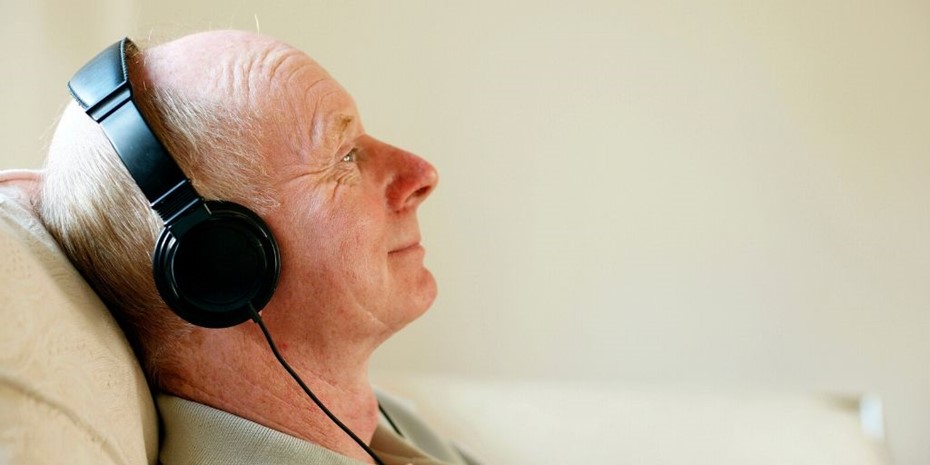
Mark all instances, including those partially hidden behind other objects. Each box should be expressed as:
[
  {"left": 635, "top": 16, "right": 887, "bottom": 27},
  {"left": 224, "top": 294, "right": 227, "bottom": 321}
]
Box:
[
  {"left": 374, "top": 374, "right": 891, "bottom": 465},
  {"left": 0, "top": 170, "right": 157, "bottom": 465}
]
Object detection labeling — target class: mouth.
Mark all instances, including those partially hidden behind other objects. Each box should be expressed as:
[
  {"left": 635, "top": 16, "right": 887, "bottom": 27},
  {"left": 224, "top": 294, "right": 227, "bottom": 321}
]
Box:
[{"left": 389, "top": 241, "right": 423, "bottom": 255}]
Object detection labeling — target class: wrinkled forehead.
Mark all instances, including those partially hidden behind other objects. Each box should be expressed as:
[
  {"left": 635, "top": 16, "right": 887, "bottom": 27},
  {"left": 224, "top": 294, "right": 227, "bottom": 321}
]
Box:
[
  {"left": 140, "top": 31, "right": 361, "bottom": 156},
  {"left": 141, "top": 32, "right": 339, "bottom": 106},
  {"left": 252, "top": 49, "right": 362, "bottom": 163}
]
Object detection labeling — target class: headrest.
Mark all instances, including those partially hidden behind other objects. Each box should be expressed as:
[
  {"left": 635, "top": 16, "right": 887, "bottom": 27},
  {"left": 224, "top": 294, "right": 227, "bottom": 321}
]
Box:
[{"left": 0, "top": 170, "right": 157, "bottom": 465}]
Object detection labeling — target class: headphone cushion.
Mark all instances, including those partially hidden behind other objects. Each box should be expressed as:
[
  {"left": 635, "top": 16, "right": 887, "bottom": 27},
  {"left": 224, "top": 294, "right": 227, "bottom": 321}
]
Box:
[{"left": 153, "top": 201, "right": 280, "bottom": 328}]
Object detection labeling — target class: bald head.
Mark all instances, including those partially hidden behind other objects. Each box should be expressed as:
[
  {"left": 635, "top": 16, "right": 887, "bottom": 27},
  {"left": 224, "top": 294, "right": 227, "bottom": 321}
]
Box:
[
  {"left": 133, "top": 31, "right": 356, "bottom": 205},
  {"left": 139, "top": 32, "right": 314, "bottom": 110}
]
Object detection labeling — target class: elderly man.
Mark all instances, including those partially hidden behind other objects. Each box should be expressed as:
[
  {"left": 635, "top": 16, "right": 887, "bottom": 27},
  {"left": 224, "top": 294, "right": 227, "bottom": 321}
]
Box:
[{"left": 36, "top": 30, "right": 470, "bottom": 465}]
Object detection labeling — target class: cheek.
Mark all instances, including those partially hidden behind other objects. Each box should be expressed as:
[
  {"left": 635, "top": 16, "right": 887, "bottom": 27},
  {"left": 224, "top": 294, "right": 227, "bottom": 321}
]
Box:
[
  {"left": 327, "top": 215, "right": 378, "bottom": 277},
  {"left": 323, "top": 190, "right": 382, "bottom": 251},
  {"left": 291, "top": 195, "right": 388, "bottom": 287}
]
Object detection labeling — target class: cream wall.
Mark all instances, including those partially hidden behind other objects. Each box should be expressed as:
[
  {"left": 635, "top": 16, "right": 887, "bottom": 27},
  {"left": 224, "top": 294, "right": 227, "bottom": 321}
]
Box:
[{"left": 3, "top": 0, "right": 928, "bottom": 463}]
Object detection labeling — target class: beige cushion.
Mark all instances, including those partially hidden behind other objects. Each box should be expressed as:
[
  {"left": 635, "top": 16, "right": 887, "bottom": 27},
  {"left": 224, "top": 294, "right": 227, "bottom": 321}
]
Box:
[
  {"left": 0, "top": 170, "right": 157, "bottom": 465},
  {"left": 374, "top": 374, "right": 892, "bottom": 465}
]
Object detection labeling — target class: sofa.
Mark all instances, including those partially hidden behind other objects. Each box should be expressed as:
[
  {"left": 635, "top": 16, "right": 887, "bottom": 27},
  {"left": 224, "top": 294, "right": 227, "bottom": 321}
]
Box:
[
  {"left": 0, "top": 169, "right": 892, "bottom": 465},
  {"left": 0, "top": 170, "right": 156, "bottom": 464}
]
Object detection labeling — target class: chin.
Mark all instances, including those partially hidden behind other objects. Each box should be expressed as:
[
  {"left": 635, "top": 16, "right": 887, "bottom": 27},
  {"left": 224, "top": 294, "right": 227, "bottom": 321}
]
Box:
[
  {"left": 388, "top": 269, "right": 438, "bottom": 331},
  {"left": 414, "top": 269, "right": 439, "bottom": 316}
]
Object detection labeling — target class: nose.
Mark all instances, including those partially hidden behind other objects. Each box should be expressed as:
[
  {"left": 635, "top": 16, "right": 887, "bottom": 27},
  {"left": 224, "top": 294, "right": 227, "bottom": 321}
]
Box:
[{"left": 378, "top": 140, "right": 438, "bottom": 212}]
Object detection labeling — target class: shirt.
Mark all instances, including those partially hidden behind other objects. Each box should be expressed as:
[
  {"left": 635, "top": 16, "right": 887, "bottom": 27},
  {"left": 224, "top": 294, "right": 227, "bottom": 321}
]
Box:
[{"left": 157, "top": 395, "right": 460, "bottom": 465}]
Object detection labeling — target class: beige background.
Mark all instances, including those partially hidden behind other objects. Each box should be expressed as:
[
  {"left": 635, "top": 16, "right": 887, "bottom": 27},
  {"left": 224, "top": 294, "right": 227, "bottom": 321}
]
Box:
[{"left": 2, "top": 0, "right": 928, "bottom": 463}]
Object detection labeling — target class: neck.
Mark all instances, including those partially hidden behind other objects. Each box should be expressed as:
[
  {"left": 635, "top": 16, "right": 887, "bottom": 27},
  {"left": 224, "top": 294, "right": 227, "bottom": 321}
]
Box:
[{"left": 159, "top": 321, "right": 382, "bottom": 464}]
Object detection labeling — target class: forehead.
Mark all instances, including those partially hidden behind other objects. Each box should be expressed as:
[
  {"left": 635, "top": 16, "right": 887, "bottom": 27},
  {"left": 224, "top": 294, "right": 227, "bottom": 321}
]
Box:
[{"left": 257, "top": 50, "right": 361, "bottom": 162}]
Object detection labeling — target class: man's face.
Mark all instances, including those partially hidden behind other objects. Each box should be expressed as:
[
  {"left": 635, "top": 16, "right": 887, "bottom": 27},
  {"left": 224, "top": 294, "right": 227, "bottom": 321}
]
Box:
[{"left": 256, "top": 51, "right": 438, "bottom": 343}]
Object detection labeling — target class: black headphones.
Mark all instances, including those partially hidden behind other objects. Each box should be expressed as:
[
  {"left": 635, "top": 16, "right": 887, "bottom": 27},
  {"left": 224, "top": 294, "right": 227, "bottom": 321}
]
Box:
[{"left": 67, "top": 38, "right": 280, "bottom": 328}]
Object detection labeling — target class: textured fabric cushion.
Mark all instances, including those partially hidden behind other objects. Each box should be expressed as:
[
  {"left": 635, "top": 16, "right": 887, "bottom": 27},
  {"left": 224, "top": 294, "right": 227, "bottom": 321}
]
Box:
[{"left": 0, "top": 170, "right": 157, "bottom": 465}]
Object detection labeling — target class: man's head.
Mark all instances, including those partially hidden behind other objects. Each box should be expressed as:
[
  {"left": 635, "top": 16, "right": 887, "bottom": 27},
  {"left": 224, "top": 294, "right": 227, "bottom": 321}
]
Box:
[{"left": 38, "top": 31, "right": 438, "bottom": 384}]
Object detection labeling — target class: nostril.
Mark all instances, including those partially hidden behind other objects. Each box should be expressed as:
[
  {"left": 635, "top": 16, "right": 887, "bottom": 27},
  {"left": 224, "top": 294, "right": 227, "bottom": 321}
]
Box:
[
  {"left": 380, "top": 142, "right": 438, "bottom": 211},
  {"left": 389, "top": 184, "right": 429, "bottom": 212},
  {"left": 387, "top": 174, "right": 436, "bottom": 212},
  {"left": 412, "top": 185, "right": 432, "bottom": 200}
]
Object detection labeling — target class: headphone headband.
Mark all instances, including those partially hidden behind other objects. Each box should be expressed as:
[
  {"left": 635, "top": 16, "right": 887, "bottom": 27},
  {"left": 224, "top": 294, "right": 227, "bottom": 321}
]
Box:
[
  {"left": 68, "top": 38, "right": 205, "bottom": 226},
  {"left": 67, "top": 38, "right": 281, "bottom": 328}
]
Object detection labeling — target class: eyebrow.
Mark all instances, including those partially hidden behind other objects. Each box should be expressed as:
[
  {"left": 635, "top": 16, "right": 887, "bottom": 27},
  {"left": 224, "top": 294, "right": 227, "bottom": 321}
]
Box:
[
  {"left": 335, "top": 114, "right": 355, "bottom": 143},
  {"left": 299, "top": 112, "right": 356, "bottom": 164}
]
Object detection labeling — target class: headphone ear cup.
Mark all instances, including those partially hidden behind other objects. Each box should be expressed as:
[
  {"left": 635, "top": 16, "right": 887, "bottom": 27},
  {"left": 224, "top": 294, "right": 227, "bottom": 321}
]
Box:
[{"left": 153, "top": 201, "right": 280, "bottom": 328}]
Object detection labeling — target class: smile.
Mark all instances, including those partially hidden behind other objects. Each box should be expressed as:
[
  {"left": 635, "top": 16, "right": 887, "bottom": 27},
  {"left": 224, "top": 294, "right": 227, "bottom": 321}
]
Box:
[{"left": 389, "top": 243, "right": 424, "bottom": 255}]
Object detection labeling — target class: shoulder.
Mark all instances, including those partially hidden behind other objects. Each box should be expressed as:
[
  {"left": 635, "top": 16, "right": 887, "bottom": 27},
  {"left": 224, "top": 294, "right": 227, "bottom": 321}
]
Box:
[{"left": 376, "top": 389, "right": 481, "bottom": 465}]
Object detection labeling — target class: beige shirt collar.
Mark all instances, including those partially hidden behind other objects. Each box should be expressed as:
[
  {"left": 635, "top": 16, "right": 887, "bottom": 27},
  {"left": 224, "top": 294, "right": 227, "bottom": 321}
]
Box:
[{"left": 157, "top": 395, "right": 450, "bottom": 465}]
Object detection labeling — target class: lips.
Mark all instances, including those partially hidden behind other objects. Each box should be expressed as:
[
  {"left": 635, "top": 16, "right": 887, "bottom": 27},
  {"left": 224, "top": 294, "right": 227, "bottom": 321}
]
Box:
[{"left": 389, "top": 241, "right": 423, "bottom": 255}]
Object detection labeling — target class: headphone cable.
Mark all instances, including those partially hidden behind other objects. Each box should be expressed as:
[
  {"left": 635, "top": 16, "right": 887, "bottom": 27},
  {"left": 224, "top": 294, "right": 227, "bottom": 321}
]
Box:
[{"left": 247, "top": 305, "right": 386, "bottom": 465}]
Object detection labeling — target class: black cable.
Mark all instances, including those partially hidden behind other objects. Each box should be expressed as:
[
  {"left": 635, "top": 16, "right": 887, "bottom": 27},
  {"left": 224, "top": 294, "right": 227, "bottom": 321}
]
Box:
[
  {"left": 378, "top": 403, "right": 405, "bottom": 438},
  {"left": 247, "top": 305, "right": 385, "bottom": 465}
]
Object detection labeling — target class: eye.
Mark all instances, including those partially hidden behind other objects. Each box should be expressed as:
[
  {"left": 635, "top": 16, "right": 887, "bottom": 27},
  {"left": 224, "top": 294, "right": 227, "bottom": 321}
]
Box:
[{"left": 341, "top": 148, "right": 358, "bottom": 163}]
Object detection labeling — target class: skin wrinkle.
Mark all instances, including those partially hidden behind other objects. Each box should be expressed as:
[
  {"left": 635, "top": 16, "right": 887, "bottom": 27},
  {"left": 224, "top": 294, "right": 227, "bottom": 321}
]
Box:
[
  {"left": 275, "top": 95, "right": 357, "bottom": 190},
  {"left": 266, "top": 50, "right": 328, "bottom": 159},
  {"left": 242, "top": 58, "right": 259, "bottom": 111},
  {"left": 265, "top": 49, "right": 300, "bottom": 80},
  {"left": 162, "top": 331, "right": 365, "bottom": 445},
  {"left": 273, "top": 114, "right": 357, "bottom": 189},
  {"left": 304, "top": 88, "right": 333, "bottom": 165},
  {"left": 270, "top": 71, "right": 327, "bottom": 165},
  {"left": 241, "top": 45, "right": 298, "bottom": 109},
  {"left": 171, "top": 369, "right": 341, "bottom": 446},
  {"left": 336, "top": 240, "right": 390, "bottom": 335},
  {"left": 241, "top": 49, "right": 259, "bottom": 101}
]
